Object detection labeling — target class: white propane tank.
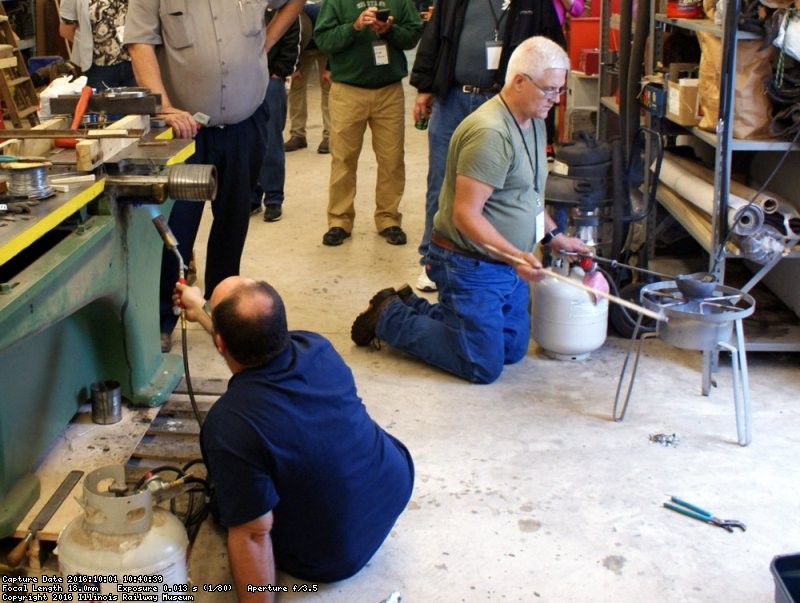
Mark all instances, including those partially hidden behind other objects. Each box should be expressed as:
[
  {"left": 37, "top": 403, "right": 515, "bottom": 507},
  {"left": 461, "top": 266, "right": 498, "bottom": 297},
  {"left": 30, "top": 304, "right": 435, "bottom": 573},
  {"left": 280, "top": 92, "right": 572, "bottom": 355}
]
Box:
[
  {"left": 532, "top": 263, "right": 609, "bottom": 360},
  {"left": 58, "top": 465, "right": 189, "bottom": 599}
]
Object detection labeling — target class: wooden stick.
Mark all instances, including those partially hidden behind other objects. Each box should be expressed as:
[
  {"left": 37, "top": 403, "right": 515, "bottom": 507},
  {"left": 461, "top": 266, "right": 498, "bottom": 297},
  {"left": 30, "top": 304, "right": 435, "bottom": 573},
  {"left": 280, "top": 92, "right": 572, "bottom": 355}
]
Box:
[
  {"left": 544, "top": 268, "right": 666, "bottom": 322},
  {"left": 0, "top": 129, "right": 144, "bottom": 139},
  {"left": 479, "top": 243, "right": 667, "bottom": 323}
]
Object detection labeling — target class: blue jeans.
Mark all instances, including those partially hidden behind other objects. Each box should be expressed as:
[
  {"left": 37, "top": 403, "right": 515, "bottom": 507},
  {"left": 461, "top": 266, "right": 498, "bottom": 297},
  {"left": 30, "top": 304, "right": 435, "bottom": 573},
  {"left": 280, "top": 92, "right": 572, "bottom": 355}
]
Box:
[
  {"left": 84, "top": 61, "right": 136, "bottom": 90},
  {"left": 417, "top": 87, "right": 496, "bottom": 265},
  {"left": 253, "top": 77, "right": 288, "bottom": 208},
  {"left": 159, "top": 103, "right": 268, "bottom": 335},
  {"left": 376, "top": 242, "right": 531, "bottom": 384}
]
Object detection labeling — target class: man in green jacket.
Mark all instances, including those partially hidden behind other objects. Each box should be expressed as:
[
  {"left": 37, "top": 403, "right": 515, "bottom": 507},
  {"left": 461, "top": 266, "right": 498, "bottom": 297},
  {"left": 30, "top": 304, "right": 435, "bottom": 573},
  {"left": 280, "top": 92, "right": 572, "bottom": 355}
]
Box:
[{"left": 315, "top": 0, "right": 422, "bottom": 247}]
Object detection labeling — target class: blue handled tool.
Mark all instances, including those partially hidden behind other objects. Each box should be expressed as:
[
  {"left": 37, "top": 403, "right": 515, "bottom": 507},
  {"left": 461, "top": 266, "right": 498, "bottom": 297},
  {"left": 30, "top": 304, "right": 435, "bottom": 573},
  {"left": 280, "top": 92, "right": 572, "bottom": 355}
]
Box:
[
  {"left": 0, "top": 155, "right": 47, "bottom": 163},
  {"left": 664, "top": 496, "right": 746, "bottom": 532}
]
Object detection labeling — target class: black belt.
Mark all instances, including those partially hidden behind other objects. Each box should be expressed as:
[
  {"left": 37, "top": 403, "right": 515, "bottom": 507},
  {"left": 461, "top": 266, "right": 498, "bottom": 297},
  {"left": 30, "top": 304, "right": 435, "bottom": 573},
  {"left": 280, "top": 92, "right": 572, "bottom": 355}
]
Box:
[
  {"left": 431, "top": 231, "right": 501, "bottom": 264},
  {"left": 457, "top": 83, "right": 501, "bottom": 95}
]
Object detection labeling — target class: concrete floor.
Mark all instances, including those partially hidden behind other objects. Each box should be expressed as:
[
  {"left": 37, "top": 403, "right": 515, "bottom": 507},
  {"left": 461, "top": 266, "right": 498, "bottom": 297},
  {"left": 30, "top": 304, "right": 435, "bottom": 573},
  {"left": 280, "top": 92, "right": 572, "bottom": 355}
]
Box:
[{"left": 176, "top": 75, "right": 800, "bottom": 602}]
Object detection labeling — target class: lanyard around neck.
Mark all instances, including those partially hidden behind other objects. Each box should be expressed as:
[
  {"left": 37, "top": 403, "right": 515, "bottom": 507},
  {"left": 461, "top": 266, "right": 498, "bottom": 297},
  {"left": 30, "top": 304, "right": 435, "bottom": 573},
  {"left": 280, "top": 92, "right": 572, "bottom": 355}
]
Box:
[
  {"left": 485, "top": 0, "right": 508, "bottom": 42},
  {"left": 498, "top": 93, "right": 539, "bottom": 193}
]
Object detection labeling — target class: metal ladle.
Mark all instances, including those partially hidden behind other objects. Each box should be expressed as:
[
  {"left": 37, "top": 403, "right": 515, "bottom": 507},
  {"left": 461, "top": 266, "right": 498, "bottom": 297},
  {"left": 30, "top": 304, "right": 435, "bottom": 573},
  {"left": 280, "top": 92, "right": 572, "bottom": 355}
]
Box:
[
  {"left": 561, "top": 252, "right": 718, "bottom": 300},
  {"left": 479, "top": 243, "right": 666, "bottom": 322}
]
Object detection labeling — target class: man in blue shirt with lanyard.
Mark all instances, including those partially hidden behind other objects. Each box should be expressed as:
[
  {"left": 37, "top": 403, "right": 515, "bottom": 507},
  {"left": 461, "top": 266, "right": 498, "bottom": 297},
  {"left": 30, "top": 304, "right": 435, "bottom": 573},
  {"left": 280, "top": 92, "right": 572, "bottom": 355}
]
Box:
[{"left": 351, "top": 37, "right": 590, "bottom": 385}]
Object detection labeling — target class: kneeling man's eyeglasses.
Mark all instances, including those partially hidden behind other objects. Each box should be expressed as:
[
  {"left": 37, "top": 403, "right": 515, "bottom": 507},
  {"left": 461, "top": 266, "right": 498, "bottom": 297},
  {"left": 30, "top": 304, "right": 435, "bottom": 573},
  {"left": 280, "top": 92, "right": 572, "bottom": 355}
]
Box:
[{"left": 522, "top": 73, "right": 566, "bottom": 100}]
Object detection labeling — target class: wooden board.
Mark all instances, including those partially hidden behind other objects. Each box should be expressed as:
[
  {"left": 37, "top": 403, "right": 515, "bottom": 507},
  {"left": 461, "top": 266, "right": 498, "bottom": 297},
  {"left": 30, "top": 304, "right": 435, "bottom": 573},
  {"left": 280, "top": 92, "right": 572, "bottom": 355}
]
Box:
[
  {"left": 175, "top": 377, "right": 227, "bottom": 396},
  {"left": 126, "top": 392, "right": 216, "bottom": 471},
  {"left": 129, "top": 433, "right": 203, "bottom": 464},
  {"left": 8, "top": 403, "right": 160, "bottom": 567},
  {"left": 76, "top": 114, "right": 150, "bottom": 170},
  {"left": 0, "top": 115, "right": 150, "bottom": 169},
  {"left": 123, "top": 382, "right": 223, "bottom": 484},
  {"left": 4, "top": 379, "right": 226, "bottom": 569},
  {"left": 148, "top": 415, "right": 201, "bottom": 436},
  {"left": 20, "top": 117, "right": 69, "bottom": 157}
]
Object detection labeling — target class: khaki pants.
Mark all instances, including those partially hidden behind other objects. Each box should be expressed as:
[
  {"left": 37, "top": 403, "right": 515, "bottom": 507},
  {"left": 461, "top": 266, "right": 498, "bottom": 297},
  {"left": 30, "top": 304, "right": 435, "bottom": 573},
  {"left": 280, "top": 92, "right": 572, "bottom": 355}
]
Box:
[
  {"left": 287, "top": 49, "right": 330, "bottom": 140},
  {"left": 327, "top": 80, "right": 405, "bottom": 232}
]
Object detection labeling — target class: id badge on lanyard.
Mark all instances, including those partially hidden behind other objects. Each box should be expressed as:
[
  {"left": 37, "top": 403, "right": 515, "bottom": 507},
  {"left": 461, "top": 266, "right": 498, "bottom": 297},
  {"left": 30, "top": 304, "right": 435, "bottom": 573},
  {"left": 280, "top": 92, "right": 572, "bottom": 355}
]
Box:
[
  {"left": 485, "top": 40, "right": 502, "bottom": 70},
  {"left": 532, "top": 186, "right": 544, "bottom": 243},
  {"left": 372, "top": 41, "right": 390, "bottom": 66},
  {"left": 535, "top": 208, "right": 545, "bottom": 245}
]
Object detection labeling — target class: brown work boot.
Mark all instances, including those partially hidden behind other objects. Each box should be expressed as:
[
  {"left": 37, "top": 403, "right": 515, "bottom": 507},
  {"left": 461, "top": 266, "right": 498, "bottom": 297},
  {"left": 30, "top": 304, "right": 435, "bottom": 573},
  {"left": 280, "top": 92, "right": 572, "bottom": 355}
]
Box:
[
  {"left": 396, "top": 283, "right": 413, "bottom": 303},
  {"left": 351, "top": 288, "right": 399, "bottom": 346},
  {"left": 284, "top": 136, "right": 307, "bottom": 152}
]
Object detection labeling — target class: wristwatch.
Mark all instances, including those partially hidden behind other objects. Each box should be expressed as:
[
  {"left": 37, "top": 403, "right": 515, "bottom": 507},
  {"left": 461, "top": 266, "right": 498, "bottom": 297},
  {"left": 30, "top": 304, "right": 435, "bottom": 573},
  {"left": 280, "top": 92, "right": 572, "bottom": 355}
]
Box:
[
  {"left": 542, "top": 227, "right": 563, "bottom": 245},
  {"left": 61, "top": 17, "right": 78, "bottom": 25}
]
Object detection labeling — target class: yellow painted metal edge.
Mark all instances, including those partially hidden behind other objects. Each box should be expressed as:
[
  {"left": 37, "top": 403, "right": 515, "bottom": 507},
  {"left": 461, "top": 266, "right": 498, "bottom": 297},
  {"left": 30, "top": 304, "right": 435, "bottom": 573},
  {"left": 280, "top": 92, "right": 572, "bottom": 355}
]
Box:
[
  {"left": 166, "top": 140, "right": 195, "bottom": 166},
  {"left": 0, "top": 179, "right": 106, "bottom": 266},
  {"left": 154, "top": 128, "right": 196, "bottom": 165}
]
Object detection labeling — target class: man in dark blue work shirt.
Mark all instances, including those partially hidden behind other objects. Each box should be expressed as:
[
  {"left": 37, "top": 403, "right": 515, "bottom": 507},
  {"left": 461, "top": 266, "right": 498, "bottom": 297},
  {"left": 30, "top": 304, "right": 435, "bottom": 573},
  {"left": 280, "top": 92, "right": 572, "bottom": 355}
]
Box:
[{"left": 176, "top": 277, "right": 414, "bottom": 598}]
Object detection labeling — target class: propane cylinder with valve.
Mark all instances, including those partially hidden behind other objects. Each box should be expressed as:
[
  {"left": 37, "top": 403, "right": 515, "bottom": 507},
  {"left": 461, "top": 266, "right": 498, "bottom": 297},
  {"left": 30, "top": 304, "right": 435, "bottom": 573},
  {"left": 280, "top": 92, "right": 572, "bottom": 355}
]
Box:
[
  {"left": 531, "top": 258, "right": 608, "bottom": 360},
  {"left": 58, "top": 465, "right": 189, "bottom": 597}
]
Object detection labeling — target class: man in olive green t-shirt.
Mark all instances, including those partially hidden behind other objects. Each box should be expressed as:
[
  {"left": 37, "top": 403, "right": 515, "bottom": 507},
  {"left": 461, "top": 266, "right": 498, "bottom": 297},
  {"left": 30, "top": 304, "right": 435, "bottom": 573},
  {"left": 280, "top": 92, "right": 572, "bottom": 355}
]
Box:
[{"left": 352, "top": 36, "right": 591, "bottom": 384}]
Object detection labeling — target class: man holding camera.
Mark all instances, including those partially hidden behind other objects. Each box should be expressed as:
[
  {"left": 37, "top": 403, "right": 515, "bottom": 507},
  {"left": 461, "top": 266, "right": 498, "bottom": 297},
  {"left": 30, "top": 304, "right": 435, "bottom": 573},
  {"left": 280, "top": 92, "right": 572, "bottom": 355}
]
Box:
[{"left": 314, "top": 1, "right": 422, "bottom": 247}]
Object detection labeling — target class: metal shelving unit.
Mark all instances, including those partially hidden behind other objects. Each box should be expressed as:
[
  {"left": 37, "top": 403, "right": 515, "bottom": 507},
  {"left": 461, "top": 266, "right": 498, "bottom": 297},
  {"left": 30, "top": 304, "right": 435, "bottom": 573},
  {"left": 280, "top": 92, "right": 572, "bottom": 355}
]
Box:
[{"left": 597, "top": 0, "right": 800, "bottom": 353}]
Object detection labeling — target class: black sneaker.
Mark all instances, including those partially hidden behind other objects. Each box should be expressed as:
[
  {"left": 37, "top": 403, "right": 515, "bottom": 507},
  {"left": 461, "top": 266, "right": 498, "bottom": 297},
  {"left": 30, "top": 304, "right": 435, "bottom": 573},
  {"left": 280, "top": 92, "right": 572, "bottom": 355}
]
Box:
[
  {"left": 317, "top": 138, "right": 329, "bottom": 154},
  {"left": 263, "top": 204, "right": 282, "bottom": 222},
  {"left": 379, "top": 226, "right": 407, "bottom": 245},
  {"left": 351, "top": 288, "right": 398, "bottom": 346},
  {"left": 250, "top": 191, "right": 264, "bottom": 215},
  {"left": 322, "top": 227, "right": 351, "bottom": 246}
]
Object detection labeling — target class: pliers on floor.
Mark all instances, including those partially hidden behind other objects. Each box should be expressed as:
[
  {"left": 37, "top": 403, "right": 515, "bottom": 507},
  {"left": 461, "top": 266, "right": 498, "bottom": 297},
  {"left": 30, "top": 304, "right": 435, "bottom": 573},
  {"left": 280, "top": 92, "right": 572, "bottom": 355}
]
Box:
[{"left": 664, "top": 496, "right": 746, "bottom": 532}]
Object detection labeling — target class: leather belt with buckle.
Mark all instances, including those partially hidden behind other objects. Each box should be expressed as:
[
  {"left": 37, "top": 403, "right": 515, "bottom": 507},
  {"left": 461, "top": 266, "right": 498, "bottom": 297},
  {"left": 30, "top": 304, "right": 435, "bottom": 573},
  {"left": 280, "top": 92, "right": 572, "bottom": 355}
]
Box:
[
  {"left": 458, "top": 83, "right": 500, "bottom": 95},
  {"left": 430, "top": 231, "right": 501, "bottom": 264}
]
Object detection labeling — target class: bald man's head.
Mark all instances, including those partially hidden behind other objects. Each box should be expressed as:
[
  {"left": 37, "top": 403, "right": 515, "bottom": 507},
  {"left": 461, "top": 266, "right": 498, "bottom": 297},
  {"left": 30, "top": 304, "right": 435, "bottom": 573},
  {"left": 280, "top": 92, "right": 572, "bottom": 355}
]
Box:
[{"left": 210, "top": 277, "right": 290, "bottom": 367}]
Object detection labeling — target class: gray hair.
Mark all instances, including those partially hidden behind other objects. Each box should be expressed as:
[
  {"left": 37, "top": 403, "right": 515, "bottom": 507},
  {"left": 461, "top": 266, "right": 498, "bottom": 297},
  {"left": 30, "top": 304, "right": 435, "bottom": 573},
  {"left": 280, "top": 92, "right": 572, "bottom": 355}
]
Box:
[{"left": 505, "top": 36, "right": 570, "bottom": 83}]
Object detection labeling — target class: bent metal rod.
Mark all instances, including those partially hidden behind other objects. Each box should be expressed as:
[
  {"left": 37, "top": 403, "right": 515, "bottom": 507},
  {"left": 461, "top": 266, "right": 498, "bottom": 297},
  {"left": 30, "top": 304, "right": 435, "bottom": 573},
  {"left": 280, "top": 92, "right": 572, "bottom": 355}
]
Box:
[{"left": 479, "top": 243, "right": 667, "bottom": 323}]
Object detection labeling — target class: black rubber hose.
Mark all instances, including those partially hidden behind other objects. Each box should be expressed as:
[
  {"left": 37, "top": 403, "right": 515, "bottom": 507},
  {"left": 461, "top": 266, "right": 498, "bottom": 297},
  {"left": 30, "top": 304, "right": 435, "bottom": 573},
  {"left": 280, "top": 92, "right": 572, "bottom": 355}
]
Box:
[
  {"left": 181, "top": 316, "right": 204, "bottom": 428},
  {"left": 610, "top": 138, "right": 627, "bottom": 260},
  {"left": 627, "top": 0, "right": 650, "bottom": 162},
  {"left": 618, "top": 0, "right": 633, "bottom": 163}
]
